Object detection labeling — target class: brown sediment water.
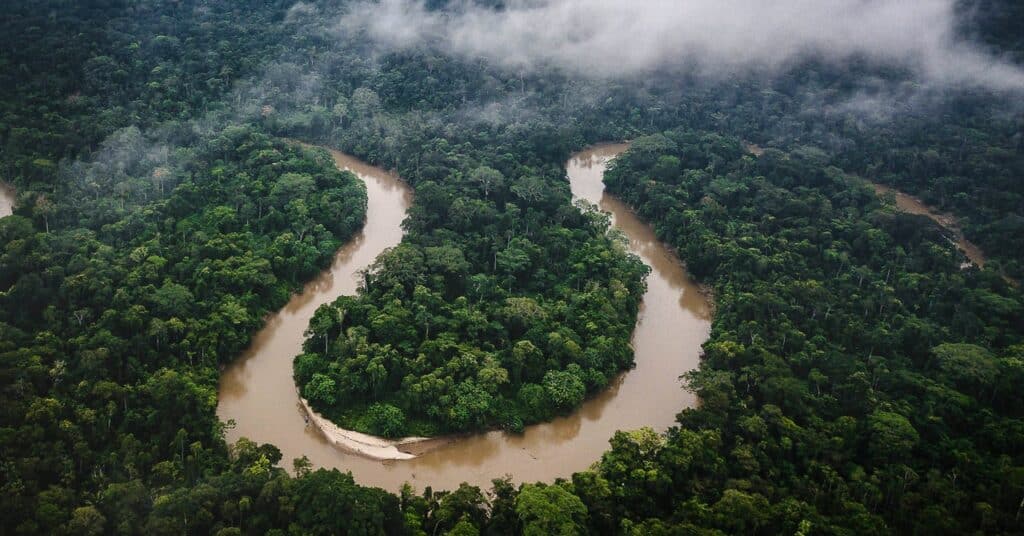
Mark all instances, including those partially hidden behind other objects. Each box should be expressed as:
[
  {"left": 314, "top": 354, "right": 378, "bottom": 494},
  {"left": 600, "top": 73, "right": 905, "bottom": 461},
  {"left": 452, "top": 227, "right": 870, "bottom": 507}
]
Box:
[
  {"left": 871, "top": 183, "right": 987, "bottom": 268},
  {"left": 217, "top": 145, "right": 414, "bottom": 471},
  {"left": 216, "top": 143, "right": 712, "bottom": 492},
  {"left": 0, "top": 183, "right": 14, "bottom": 217}
]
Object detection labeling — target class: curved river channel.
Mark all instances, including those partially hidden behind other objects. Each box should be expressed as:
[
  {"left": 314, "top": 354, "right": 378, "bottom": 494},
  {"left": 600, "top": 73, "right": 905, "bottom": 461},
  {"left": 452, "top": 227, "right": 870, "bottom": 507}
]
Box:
[{"left": 217, "top": 144, "right": 712, "bottom": 491}]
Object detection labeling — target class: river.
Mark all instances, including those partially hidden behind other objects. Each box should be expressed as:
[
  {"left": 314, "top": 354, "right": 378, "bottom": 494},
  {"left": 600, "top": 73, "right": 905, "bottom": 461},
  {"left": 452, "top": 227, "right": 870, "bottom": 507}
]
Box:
[
  {"left": 871, "top": 183, "right": 986, "bottom": 268},
  {"left": 741, "top": 145, "right": 987, "bottom": 270},
  {"left": 217, "top": 144, "right": 712, "bottom": 491}
]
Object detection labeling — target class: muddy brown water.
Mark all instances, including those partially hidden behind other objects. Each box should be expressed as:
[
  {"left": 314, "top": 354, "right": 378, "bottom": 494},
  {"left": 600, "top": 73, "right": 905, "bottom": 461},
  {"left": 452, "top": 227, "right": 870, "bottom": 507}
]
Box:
[
  {"left": 0, "top": 183, "right": 14, "bottom": 217},
  {"left": 871, "top": 183, "right": 986, "bottom": 268},
  {"left": 216, "top": 144, "right": 712, "bottom": 492}
]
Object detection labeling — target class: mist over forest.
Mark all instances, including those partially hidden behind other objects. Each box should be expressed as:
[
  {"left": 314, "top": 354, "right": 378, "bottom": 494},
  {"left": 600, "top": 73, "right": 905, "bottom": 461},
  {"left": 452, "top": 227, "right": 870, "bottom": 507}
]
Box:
[
  {"left": 338, "top": 0, "right": 1024, "bottom": 88},
  {"left": 0, "top": 1, "right": 1022, "bottom": 535}
]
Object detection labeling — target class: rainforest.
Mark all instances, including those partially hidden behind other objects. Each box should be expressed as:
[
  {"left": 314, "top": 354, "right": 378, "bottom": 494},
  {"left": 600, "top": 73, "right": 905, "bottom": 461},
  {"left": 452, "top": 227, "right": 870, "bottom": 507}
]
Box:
[{"left": 1, "top": 1, "right": 1023, "bottom": 534}]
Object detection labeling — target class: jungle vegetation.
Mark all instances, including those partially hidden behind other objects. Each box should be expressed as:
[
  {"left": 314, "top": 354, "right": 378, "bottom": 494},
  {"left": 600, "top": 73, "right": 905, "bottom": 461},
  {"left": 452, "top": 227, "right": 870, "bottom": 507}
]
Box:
[{"left": 0, "top": 0, "right": 1022, "bottom": 534}]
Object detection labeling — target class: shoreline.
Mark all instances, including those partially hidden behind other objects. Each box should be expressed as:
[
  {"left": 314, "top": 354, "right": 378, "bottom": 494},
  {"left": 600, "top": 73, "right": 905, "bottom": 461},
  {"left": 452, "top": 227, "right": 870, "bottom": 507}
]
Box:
[{"left": 297, "top": 393, "right": 444, "bottom": 461}]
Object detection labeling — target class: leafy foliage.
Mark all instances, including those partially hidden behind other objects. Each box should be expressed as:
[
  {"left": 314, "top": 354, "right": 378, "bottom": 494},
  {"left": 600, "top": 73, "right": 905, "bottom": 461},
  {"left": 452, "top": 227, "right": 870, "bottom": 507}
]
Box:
[
  {"left": 593, "top": 130, "right": 1024, "bottom": 534},
  {"left": 0, "top": 125, "right": 366, "bottom": 532},
  {"left": 2, "top": 0, "right": 1023, "bottom": 534}
]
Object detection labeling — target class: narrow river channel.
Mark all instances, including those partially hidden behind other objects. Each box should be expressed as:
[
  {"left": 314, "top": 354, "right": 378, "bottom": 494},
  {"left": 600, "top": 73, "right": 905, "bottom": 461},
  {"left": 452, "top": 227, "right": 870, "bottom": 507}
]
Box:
[
  {"left": 217, "top": 144, "right": 711, "bottom": 491},
  {"left": 871, "top": 183, "right": 987, "bottom": 268},
  {"left": 744, "top": 144, "right": 989, "bottom": 272}
]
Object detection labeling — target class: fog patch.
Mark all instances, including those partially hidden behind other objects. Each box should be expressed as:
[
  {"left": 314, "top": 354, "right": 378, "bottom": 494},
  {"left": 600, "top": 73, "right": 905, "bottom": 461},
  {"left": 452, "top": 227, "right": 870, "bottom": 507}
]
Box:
[
  {"left": 337, "top": 0, "right": 1024, "bottom": 91},
  {"left": 61, "top": 126, "right": 176, "bottom": 210},
  {"left": 285, "top": 1, "right": 319, "bottom": 24}
]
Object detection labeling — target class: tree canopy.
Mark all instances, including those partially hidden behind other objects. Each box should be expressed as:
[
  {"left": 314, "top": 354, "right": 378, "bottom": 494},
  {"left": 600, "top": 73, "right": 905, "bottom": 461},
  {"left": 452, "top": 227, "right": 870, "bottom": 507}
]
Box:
[{"left": 1, "top": 0, "right": 1023, "bottom": 534}]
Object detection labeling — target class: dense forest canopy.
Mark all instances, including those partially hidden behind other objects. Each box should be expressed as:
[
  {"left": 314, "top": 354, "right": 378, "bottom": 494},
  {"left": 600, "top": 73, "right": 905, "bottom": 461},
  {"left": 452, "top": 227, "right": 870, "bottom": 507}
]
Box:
[
  {"left": 294, "top": 146, "right": 648, "bottom": 435},
  {"left": 602, "top": 131, "right": 1023, "bottom": 534},
  {"left": 1, "top": 0, "right": 1022, "bottom": 534}
]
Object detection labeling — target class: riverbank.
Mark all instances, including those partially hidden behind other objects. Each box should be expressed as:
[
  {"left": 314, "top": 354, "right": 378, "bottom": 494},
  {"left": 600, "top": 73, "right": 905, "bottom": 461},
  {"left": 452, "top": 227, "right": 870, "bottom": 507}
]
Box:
[{"left": 297, "top": 394, "right": 440, "bottom": 460}]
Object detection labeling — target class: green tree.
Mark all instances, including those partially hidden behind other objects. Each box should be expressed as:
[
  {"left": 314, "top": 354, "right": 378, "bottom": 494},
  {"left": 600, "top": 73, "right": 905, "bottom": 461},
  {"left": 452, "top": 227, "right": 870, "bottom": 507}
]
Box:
[
  {"left": 365, "top": 403, "right": 407, "bottom": 438},
  {"left": 515, "top": 484, "right": 588, "bottom": 536},
  {"left": 868, "top": 410, "right": 920, "bottom": 465},
  {"left": 67, "top": 506, "right": 106, "bottom": 535},
  {"left": 542, "top": 369, "right": 585, "bottom": 410},
  {"left": 304, "top": 374, "right": 337, "bottom": 407}
]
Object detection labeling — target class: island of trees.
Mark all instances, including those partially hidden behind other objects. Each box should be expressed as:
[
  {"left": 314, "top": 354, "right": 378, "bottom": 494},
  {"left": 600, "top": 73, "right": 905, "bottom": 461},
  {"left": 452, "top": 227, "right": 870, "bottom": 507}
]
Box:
[{"left": 293, "top": 141, "right": 647, "bottom": 437}]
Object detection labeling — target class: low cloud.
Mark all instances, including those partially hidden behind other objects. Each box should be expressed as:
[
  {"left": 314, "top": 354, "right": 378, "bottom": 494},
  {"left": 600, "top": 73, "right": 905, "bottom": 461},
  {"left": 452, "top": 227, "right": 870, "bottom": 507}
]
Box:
[
  {"left": 336, "top": 0, "right": 1024, "bottom": 91},
  {"left": 285, "top": 1, "right": 319, "bottom": 24}
]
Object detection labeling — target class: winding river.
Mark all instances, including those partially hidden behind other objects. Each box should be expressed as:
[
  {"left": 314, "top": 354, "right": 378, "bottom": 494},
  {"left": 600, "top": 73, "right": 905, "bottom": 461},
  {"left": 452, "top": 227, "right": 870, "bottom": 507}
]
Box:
[{"left": 217, "top": 144, "right": 712, "bottom": 491}]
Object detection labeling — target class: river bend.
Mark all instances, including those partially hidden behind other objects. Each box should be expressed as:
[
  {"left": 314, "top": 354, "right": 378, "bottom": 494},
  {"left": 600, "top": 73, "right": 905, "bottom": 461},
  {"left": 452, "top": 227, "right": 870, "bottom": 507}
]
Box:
[{"left": 217, "top": 144, "right": 712, "bottom": 491}]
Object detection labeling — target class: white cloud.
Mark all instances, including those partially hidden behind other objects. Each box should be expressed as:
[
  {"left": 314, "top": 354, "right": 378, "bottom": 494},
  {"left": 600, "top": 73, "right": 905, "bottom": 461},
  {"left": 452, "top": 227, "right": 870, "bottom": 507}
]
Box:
[{"left": 335, "top": 0, "right": 1024, "bottom": 91}]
